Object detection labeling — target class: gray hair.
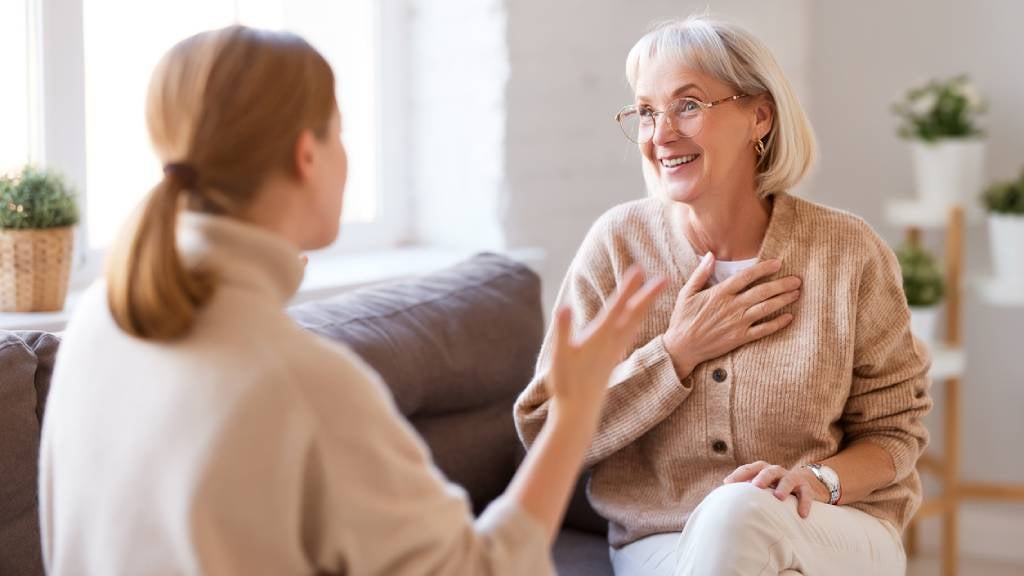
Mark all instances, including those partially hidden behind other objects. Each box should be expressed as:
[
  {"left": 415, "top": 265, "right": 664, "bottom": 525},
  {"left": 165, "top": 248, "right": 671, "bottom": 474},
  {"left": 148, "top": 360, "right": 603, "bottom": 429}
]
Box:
[{"left": 627, "top": 14, "right": 816, "bottom": 197}]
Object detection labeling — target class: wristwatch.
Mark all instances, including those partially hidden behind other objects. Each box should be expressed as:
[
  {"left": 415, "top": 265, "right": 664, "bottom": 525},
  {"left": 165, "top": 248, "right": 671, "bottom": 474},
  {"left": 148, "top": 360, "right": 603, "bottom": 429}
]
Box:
[{"left": 802, "top": 463, "right": 842, "bottom": 505}]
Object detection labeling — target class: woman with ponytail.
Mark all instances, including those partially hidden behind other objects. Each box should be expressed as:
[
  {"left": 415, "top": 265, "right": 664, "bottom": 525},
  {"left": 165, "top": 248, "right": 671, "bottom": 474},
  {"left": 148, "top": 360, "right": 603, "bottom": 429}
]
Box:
[{"left": 38, "top": 26, "right": 665, "bottom": 575}]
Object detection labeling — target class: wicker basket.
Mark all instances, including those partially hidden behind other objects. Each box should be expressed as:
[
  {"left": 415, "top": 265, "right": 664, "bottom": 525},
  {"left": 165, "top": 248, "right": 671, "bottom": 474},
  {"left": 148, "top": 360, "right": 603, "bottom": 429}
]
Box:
[{"left": 0, "top": 226, "right": 75, "bottom": 312}]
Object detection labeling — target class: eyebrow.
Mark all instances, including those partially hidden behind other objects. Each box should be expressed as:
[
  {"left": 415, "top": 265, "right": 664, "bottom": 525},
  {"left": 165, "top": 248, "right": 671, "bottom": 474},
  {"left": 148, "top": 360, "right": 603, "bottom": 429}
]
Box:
[{"left": 636, "top": 83, "right": 706, "bottom": 103}]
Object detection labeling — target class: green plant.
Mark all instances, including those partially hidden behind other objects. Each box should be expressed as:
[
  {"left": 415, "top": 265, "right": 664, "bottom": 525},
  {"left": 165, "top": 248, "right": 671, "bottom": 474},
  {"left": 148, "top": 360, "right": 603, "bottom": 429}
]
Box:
[
  {"left": 981, "top": 170, "right": 1024, "bottom": 215},
  {"left": 896, "top": 243, "right": 945, "bottom": 307},
  {"left": 0, "top": 166, "right": 80, "bottom": 230},
  {"left": 893, "top": 74, "right": 986, "bottom": 142}
]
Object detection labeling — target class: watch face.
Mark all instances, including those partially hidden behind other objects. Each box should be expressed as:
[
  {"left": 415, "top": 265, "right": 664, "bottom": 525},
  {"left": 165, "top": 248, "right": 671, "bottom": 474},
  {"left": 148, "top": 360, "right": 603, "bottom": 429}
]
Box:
[{"left": 820, "top": 466, "right": 840, "bottom": 487}]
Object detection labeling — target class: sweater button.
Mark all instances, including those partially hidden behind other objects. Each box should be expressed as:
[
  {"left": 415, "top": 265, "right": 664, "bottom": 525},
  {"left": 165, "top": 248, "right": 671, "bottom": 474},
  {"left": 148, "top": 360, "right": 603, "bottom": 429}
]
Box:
[
  {"left": 712, "top": 440, "right": 728, "bottom": 454},
  {"left": 712, "top": 368, "right": 728, "bottom": 382}
]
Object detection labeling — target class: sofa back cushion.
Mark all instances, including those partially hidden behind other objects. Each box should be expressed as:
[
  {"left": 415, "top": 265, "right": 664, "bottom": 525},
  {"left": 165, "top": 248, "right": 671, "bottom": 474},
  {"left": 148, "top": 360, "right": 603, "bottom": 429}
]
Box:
[
  {"left": 0, "top": 331, "right": 60, "bottom": 576},
  {"left": 289, "top": 252, "right": 545, "bottom": 511}
]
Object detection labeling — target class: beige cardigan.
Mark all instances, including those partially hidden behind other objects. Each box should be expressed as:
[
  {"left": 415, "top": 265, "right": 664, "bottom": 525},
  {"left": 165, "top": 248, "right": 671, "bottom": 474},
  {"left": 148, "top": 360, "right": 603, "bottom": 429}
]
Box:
[
  {"left": 39, "top": 213, "right": 553, "bottom": 575},
  {"left": 515, "top": 192, "right": 932, "bottom": 549}
]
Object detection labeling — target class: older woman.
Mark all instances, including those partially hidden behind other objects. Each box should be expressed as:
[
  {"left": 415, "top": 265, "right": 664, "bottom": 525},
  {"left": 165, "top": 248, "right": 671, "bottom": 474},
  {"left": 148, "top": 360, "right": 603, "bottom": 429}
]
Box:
[{"left": 515, "top": 15, "right": 931, "bottom": 576}]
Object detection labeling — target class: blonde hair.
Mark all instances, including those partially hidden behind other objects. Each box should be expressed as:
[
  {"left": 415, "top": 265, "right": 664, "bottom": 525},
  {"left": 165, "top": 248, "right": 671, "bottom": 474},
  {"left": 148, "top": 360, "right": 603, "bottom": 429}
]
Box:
[
  {"left": 626, "top": 14, "right": 816, "bottom": 197},
  {"left": 106, "top": 26, "right": 336, "bottom": 340}
]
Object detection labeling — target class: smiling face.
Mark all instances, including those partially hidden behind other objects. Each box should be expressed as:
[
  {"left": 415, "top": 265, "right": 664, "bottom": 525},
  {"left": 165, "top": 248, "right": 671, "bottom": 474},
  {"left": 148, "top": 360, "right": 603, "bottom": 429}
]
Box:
[{"left": 633, "top": 58, "right": 771, "bottom": 206}]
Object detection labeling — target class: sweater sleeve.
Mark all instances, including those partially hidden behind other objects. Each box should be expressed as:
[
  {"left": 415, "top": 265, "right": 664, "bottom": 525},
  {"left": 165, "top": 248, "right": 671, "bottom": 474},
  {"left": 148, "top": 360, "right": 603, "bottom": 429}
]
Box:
[
  {"left": 841, "top": 224, "right": 933, "bottom": 483},
  {"left": 514, "top": 214, "right": 693, "bottom": 469},
  {"left": 297, "top": 339, "right": 555, "bottom": 576}
]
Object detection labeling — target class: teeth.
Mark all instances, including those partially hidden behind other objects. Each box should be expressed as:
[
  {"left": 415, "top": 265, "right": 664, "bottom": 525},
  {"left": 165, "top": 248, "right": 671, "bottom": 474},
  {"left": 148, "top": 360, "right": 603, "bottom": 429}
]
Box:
[{"left": 662, "top": 154, "right": 698, "bottom": 167}]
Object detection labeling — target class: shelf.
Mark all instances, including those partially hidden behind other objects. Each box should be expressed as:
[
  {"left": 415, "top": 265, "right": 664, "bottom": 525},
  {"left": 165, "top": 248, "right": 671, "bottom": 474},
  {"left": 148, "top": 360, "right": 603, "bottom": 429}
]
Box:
[
  {"left": 974, "top": 276, "right": 1024, "bottom": 307},
  {"left": 925, "top": 344, "right": 965, "bottom": 380},
  {"left": 884, "top": 199, "right": 982, "bottom": 229}
]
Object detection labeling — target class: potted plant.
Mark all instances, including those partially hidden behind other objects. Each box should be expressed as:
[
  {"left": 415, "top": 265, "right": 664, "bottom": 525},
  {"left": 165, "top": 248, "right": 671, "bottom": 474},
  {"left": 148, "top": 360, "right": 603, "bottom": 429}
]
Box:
[
  {"left": 0, "top": 166, "right": 80, "bottom": 312},
  {"left": 893, "top": 74, "right": 987, "bottom": 208},
  {"left": 981, "top": 170, "right": 1024, "bottom": 285},
  {"left": 896, "top": 242, "right": 946, "bottom": 345}
]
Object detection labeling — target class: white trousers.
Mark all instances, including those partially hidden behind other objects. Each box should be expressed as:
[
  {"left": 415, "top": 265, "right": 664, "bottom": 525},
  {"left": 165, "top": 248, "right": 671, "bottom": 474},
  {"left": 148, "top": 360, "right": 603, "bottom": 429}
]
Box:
[{"left": 609, "top": 482, "right": 906, "bottom": 576}]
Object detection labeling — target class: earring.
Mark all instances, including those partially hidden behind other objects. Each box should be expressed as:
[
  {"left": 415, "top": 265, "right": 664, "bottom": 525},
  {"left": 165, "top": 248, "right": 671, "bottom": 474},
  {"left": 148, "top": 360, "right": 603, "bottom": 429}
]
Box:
[{"left": 754, "top": 138, "right": 767, "bottom": 158}]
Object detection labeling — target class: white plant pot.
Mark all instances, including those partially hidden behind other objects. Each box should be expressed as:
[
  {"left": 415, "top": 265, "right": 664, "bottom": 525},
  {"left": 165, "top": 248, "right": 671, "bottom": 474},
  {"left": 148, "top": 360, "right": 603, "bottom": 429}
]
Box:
[
  {"left": 909, "top": 306, "right": 941, "bottom": 345},
  {"left": 910, "top": 139, "right": 986, "bottom": 208},
  {"left": 988, "top": 214, "right": 1024, "bottom": 283}
]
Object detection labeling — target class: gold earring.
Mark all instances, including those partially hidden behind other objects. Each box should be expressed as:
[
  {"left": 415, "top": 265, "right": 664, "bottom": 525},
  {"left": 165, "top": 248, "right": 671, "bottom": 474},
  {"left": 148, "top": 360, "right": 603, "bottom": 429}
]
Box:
[{"left": 754, "top": 139, "right": 766, "bottom": 158}]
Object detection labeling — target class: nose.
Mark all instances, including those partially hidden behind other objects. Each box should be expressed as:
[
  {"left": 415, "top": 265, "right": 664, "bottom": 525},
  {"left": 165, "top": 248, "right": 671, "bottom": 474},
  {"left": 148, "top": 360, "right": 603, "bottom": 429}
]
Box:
[{"left": 651, "top": 112, "right": 678, "bottom": 146}]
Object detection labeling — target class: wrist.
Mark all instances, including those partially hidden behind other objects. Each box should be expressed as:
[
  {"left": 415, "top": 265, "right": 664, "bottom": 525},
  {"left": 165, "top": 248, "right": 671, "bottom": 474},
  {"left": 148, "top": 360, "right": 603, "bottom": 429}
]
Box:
[
  {"left": 801, "top": 469, "right": 830, "bottom": 502},
  {"left": 801, "top": 463, "right": 842, "bottom": 505},
  {"left": 662, "top": 333, "right": 697, "bottom": 380},
  {"left": 548, "top": 398, "right": 602, "bottom": 437}
]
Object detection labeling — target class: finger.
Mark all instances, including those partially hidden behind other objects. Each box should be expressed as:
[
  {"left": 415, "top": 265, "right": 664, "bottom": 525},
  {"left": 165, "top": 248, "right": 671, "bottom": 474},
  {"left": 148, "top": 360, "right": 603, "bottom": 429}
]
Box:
[
  {"left": 796, "top": 483, "right": 813, "bottom": 518},
  {"left": 724, "top": 460, "right": 769, "bottom": 483},
  {"left": 737, "top": 275, "right": 801, "bottom": 307},
  {"left": 602, "top": 267, "right": 645, "bottom": 322},
  {"left": 550, "top": 307, "right": 574, "bottom": 359},
  {"left": 718, "top": 258, "right": 782, "bottom": 295},
  {"left": 751, "top": 465, "right": 787, "bottom": 489},
  {"left": 773, "top": 472, "right": 798, "bottom": 501},
  {"left": 580, "top": 270, "right": 643, "bottom": 343},
  {"left": 743, "top": 289, "right": 801, "bottom": 324},
  {"left": 745, "top": 313, "right": 794, "bottom": 342},
  {"left": 618, "top": 275, "right": 668, "bottom": 330},
  {"left": 682, "top": 252, "right": 716, "bottom": 297}
]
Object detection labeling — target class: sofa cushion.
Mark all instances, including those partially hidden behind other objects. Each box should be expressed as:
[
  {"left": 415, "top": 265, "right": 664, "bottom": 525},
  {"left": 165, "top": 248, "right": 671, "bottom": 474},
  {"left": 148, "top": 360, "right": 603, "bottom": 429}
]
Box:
[
  {"left": 289, "top": 253, "right": 545, "bottom": 513},
  {"left": 412, "top": 395, "right": 521, "bottom": 513},
  {"left": 0, "top": 330, "right": 60, "bottom": 576},
  {"left": 288, "top": 252, "right": 544, "bottom": 418}
]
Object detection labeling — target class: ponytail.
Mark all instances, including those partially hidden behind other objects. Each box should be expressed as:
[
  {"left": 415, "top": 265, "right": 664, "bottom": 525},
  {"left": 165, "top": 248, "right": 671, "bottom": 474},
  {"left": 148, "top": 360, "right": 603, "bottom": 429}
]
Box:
[{"left": 106, "top": 166, "right": 213, "bottom": 340}]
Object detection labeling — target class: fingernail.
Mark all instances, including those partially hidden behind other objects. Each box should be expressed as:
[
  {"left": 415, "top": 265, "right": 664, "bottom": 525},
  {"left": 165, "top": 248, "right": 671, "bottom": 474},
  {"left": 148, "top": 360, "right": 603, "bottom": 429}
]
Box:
[{"left": 701, "top": 252, "right": 712, "bottom": 266}]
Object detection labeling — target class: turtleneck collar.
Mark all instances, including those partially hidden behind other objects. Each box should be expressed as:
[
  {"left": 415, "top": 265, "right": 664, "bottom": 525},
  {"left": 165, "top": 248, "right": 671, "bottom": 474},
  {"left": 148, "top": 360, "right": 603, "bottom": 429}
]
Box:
[{"left": 176, "top": 211, "right": 305, "bottom": 306}]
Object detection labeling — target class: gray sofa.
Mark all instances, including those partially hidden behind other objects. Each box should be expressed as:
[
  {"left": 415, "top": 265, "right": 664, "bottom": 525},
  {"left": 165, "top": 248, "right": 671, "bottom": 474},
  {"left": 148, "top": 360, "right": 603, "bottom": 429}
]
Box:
[{"left": 0, "top": 253, "right": 613, "bottom": 575}]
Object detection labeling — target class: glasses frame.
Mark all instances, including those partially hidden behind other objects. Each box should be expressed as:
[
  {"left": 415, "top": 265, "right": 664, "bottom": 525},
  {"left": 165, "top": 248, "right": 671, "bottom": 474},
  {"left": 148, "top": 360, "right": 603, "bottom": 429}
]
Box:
[{"left": 614, "top": 93, "right": 751, "bottom": 143}]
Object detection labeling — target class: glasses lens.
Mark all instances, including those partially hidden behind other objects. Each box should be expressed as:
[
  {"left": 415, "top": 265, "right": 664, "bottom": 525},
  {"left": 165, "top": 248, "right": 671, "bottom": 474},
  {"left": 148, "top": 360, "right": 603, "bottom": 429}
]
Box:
[
  {"left": 617, "top": 107, "right": 653, "bottom": 143},
  {"left": 669, "top": 98, "right": 704, "bottom": 138}
]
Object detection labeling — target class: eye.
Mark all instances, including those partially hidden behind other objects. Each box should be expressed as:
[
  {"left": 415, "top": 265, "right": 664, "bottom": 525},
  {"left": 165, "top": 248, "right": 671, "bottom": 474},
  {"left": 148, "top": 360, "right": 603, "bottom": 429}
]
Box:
[
  {"left": 680, "top": 99, "right": 701, "bottom": 113},
  {"left": 636, "top": 106, "right": 656, "bottom": 123}
]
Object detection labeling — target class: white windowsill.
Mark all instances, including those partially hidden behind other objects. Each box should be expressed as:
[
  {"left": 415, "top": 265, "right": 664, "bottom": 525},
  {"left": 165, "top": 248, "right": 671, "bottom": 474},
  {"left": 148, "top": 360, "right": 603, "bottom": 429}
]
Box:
[{"left": 0, "top": 244, "right": 546, "bottom": 333}]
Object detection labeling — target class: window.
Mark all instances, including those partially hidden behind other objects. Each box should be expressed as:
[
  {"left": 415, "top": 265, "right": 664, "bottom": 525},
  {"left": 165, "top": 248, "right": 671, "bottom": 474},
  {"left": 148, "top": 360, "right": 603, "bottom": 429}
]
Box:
[
  {"left": 2, "top": 0, "right": 404, "bottom": 274},
  {"left": 0, "top": 0, "right": 40, "bottom": 174},
  {"left": 82, "top": 0, "right": 380, "bottom": 248}
]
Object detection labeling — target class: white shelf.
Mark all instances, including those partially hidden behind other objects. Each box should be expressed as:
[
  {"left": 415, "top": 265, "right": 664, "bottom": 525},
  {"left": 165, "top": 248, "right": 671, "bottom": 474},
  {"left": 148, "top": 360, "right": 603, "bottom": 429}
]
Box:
[
  {"left": 925, "top": 344, "right": 966, "bottom": 380},
  {"left": 974, "top": 276, "right": 1024, "bottom": 307},
  {"left": 884, "top": 199, "right": 983, "bottom": 229}
]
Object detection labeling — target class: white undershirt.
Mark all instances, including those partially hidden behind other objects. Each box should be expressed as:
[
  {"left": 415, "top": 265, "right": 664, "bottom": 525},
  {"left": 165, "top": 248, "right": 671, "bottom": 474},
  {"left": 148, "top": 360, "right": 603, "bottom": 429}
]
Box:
[{"left": 711, "top": 256, "right": 760, "bottom": 286}]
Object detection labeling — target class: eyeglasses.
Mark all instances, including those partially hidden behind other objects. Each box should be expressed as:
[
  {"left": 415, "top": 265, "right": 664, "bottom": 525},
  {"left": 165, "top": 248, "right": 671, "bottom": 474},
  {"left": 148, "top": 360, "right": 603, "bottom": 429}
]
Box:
[{"left": 614, "top": 94, "right": 750, "bottom": 144}]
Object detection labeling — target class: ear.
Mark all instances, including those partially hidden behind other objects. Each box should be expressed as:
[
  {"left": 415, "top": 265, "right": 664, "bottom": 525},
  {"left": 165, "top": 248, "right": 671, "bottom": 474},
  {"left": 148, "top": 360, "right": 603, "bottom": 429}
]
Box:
[
  {"left": 292, "top": 129, "right": 318, "bottom": 185},
  {"left": 751, "top": 96, "right": 774, "bottom": 142}
]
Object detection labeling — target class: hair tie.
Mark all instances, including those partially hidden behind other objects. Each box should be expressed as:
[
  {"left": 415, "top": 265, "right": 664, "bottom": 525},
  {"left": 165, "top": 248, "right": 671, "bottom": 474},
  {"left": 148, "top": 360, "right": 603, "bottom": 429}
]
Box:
[{"left": 163, "top": 163, "right": 199, "bottom": 188}]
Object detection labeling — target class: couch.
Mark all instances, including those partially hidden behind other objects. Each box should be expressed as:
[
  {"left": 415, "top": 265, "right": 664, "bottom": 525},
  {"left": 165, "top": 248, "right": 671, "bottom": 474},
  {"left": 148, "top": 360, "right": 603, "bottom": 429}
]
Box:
[{"left": 0, "top": 253, "right": 614, "bottom": 575}]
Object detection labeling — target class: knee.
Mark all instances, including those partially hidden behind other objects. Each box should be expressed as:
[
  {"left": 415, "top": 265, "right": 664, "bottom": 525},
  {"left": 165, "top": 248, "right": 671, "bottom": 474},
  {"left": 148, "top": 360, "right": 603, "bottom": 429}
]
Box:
[{"left": 686, "top": 482, "right": 782, "bottom": 541}]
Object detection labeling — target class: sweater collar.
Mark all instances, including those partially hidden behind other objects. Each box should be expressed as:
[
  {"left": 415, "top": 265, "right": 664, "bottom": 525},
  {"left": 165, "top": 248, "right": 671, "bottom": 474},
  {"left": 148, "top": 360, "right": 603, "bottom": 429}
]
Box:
[
  {"left": 662, "top": 191, "right": 796, "bottom": 276},
  {"left": 177, "top": 212, "right": 305, "bottom": 305}
]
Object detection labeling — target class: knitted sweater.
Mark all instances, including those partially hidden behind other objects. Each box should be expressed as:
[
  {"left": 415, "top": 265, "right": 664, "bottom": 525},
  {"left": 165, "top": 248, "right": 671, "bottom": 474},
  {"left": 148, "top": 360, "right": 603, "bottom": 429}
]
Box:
[{"left": 514, "top": 192, "right": 932, "bottom": 549}]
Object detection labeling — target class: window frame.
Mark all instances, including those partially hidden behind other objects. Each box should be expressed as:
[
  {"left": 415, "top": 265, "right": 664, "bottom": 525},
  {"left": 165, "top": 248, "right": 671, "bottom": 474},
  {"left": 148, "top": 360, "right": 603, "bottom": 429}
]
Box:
[{"left": 28, "top": 0, "right": 410, "bottom": 291}]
